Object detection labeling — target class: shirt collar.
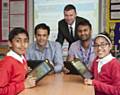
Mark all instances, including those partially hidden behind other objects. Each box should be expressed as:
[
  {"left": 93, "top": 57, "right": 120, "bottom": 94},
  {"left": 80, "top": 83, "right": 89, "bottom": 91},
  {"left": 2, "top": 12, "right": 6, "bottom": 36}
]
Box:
[
  {"left": 35, "top": 41, "right": 49, "bottom": 50},
  {"left": 97, "top": 53, "right": 115, "bottom": 73},
  {"left": 7, "top": 50, "right": 25, "bottom": 63},
  {"left": 97, "top": 53, "right": 115, "bottom": 63},
  {"left": 68, "top": 20, "right": 76, "bottom": 29},
  {"left": 80, "top": 39, "right": 93, "bottom": 51}
]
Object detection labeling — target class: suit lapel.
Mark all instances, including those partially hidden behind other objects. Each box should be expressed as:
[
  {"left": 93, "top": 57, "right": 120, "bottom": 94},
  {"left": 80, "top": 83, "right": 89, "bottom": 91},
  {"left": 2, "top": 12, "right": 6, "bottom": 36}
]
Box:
[{"left": 75, "top": 17, "right": 78, "bottom": 38}]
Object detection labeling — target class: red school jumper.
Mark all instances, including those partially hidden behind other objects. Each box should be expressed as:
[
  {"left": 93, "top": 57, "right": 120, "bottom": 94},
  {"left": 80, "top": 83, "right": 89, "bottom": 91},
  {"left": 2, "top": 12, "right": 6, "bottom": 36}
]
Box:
[
  {"left": 92, "top": 58, "right": 120, "bottom": 95},
  {"left": 0, "top": 56, "right": 27, "bottom": 95}
]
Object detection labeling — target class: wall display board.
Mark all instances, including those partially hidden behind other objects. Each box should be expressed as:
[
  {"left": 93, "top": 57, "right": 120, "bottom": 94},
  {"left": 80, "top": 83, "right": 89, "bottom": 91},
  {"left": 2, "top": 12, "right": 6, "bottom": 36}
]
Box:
[
  {"left": 0, "top": 0, "right": 27, "bottom": 43},
  {"left": 0, "top": 0, "right": 27, "bottom": 55},
  {"left": 0, "top": 0, "right": 9, "bottom": 43},
  {"left": 106, "top": 0, "right": 120, "bottom": 51}
]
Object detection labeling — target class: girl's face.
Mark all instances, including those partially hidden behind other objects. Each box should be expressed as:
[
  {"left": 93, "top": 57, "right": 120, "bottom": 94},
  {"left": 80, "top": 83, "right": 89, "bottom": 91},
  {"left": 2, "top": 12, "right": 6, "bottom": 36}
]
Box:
[
  {"left": 94, "top": 37, "right": 112, "bottom": 59},
  {"left": 9, "top": 33, "right": 29, "bottom": 55}
]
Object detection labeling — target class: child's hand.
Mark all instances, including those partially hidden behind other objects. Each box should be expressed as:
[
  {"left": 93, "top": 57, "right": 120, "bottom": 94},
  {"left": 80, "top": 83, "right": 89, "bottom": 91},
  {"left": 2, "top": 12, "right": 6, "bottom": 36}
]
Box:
[
  {"left": 48, "top": 70, "right": 55, "bottom": 75},
  {"left": 63, "top": 67, "right": 70, "bottom": 74},
  {"left": 84, "top": 79, "right": 93, "bottom": 85},
  {"left": 24, "top": 75, "right": 36, "bottom": 88},
  {"left": 49, "top": 60, "right": 54, "bottom": 67},
  {"left": 27, "top": 66, "right": 32, "bottom": 73}
]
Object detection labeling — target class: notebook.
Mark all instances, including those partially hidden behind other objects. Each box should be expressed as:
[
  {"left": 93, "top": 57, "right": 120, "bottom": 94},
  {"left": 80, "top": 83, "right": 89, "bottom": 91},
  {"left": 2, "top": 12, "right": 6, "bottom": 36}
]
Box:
[
  {"left": 28, "top": 59, "right": 53, "bottom": 82},
  {"left": 64, "top": 59, "right": 93, "bottom": 79},
  {"left": 64, "top": 61, "right": 79, "bottom": 75},
  {"left": 27, "top": 60, "right": 44, "bottom": 69}
]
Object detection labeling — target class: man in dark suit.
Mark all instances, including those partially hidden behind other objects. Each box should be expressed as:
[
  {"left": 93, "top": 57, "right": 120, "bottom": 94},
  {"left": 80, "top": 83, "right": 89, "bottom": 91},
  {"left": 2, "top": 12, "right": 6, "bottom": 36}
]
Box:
[{"left": 56, "top": 4, "right": 87, "bottom": 46}]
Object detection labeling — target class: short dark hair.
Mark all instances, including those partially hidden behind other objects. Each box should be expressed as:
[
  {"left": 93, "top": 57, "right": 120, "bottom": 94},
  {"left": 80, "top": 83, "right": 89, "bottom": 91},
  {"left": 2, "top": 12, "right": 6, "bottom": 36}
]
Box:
[
  {"left": 9, "top": 27, "right": 29, "bottom": 42},
  {"left": 64, "top": 4, "right": 76, "bottom": 13},
  {"left": 77, "top": 19, "right": 92, "bottom": 30},
  {"left": 34, "top": 23, "right": 50, "bottom": 35}
]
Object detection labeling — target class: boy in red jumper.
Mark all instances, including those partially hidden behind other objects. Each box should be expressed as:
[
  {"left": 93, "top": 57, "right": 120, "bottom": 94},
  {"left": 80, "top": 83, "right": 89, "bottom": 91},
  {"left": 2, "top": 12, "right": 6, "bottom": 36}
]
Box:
[
  {"left": 84, "top": 32, "right": 120, "bottom": 95},
  {"left": 0, "top": 28, "right": 36, "bottom": 95}
]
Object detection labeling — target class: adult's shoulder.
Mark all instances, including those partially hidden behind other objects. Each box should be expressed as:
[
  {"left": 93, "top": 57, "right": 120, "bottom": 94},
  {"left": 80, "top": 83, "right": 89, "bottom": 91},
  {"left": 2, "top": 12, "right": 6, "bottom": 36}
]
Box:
[
  {"left": 76, "top": 16, "right": 87, "bottom": 21},
  {"left": 70, "top": 40, "right": 80, "bottom": 48},
  {"left": 27, "top": 42, "right": 36, "bottom": 49},
  {"left": 71, "top": 40, "right": 80, "bottom": 45},
  {"left": 58, "top": 19, "right": 66, "bottom": 25},
  {"left": 49, "top": 41, "right": 61, "bottom": 47}
]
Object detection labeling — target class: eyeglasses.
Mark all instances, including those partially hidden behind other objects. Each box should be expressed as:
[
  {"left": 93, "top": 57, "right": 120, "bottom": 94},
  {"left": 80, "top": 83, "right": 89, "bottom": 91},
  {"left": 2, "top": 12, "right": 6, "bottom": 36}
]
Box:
[{"left": 93, "top": 43, "right": 109, "bottom": 48}]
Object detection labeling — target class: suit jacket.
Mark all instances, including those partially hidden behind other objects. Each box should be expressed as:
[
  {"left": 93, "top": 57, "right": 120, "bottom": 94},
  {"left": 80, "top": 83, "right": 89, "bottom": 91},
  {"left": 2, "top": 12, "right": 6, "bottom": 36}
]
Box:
[{"left": 56, "top": 16, "right": 87, "bottom": 46}]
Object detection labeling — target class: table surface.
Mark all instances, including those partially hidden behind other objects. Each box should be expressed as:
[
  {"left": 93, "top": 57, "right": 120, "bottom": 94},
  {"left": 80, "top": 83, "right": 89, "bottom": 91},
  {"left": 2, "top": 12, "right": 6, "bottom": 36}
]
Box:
[{"left": 19, "top": 73, "right": 95, "bottom": 95}]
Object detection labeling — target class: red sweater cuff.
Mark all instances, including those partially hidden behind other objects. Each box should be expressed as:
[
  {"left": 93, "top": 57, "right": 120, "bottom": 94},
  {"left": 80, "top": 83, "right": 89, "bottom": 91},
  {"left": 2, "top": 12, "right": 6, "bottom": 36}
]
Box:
[{"left": 15, "top": 81, "right": 25, "bottom": 94}]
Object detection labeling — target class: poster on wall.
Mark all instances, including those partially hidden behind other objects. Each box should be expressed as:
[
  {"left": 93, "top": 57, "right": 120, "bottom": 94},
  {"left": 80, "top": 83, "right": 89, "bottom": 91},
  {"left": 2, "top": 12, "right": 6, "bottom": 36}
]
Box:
[
  {"left": 1, "top": 0, "right": 9, "bottom": 41},
  {"left": 106, "top": 0, "right": 120, "bottom": 52},
  {"left": 34, "top": 0, "right": 99, "bottom": 41},
  {"left": 0, "top": 0, "right": 27, "bottom": 43}
]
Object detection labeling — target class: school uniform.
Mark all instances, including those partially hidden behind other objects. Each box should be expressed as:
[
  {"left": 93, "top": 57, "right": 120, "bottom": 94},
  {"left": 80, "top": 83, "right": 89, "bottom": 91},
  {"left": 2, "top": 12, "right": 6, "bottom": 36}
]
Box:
[
  {"left": 92, "top": 54, "right": 120, "bottom": 95},
  {"left": 0, "top": 50, "right": 27, "bottom": 95},
  {"left": 68, "top": 39, "right": 96, "bottom": 70}
]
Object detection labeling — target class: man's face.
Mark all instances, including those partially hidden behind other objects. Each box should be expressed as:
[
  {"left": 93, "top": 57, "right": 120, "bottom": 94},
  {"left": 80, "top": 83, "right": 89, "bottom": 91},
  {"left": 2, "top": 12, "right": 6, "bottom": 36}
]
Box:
[
  {"left": 64, "top": 9, "right": 76, "bottom": 25},
  {"left": 35, "top": 29, "right": 49, "bottom": 48},
  {"left": 77, "top": 25, "right": 92, "bottom": 41}
]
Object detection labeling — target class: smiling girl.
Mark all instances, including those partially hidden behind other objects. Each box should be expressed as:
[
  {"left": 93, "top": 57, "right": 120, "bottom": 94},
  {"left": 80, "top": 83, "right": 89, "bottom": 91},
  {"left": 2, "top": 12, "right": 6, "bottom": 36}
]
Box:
[{"left": 84, "top": 32, "right": 120, "bottom": 95}]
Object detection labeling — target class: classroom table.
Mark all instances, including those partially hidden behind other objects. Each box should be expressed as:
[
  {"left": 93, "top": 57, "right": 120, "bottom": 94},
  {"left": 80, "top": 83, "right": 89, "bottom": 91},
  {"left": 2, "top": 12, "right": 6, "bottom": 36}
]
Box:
[{"left": 19, "top": 73, "right": 95, "bottom": 95}]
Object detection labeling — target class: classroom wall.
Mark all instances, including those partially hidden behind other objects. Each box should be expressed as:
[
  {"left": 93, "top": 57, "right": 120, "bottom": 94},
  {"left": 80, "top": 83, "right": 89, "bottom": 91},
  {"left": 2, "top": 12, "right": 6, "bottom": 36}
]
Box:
[
  {"left": 0, "top": 0, "right": 120, "bottom": 55},
  {"left": 28, "top": 0, "right": 34, "bottom": 44}
]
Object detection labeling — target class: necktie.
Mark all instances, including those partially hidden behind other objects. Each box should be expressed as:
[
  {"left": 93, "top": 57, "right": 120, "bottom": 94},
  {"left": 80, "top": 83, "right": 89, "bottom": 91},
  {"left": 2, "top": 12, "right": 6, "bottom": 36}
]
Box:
[{"left": 70, "top": 26, "right": 74, "bottom": 40}]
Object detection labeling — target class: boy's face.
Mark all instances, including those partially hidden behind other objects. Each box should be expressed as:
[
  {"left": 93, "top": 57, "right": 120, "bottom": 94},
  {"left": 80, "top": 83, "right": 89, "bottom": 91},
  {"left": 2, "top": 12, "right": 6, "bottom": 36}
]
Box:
[
  {"left": 9, "top": 33, "right": 29, "bottom": 55},
  {"left": 35, "top": 28, "right": 49, "bottom": 48},
  {"left": 94, "top": 37, "right": 112, "bottom": 59}
]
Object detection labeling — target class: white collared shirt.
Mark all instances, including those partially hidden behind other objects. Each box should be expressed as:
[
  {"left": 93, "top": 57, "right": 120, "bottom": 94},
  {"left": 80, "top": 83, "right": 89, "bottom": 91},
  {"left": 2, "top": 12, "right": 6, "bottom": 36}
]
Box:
[
  {"left": 97, "top": 54, "right": 115, "bottom": 73},
  {"left": 7, "top": 50, "right": 25, "bottom": 64},
  {"left": 68, "top": 20, "right": 75, "bottom": 36}
]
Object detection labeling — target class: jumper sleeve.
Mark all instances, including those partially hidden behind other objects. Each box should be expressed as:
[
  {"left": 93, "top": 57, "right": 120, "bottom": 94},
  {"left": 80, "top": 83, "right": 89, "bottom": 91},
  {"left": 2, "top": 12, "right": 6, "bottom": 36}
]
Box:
[
  {"left": 0, "top": 68, "right": 24, "bottom": 95},
  {"left": 90, "top": 58, "right": 97, "bottom": 78},
  {"left": 92, "top": 61, "right": 120, "bottom": 95},
  {"left": 93, "top": 79, "right": 120, "bottom": 95}
]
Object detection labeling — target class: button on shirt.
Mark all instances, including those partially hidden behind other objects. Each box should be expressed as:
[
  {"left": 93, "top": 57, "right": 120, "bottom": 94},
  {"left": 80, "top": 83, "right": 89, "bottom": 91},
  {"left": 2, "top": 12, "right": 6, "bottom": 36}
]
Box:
[
  {"left": 26, "top": 41, "right": 64, "bottom": 73},
  {"left": 68, "top": 40, "right": 96, "bottom": 69}
]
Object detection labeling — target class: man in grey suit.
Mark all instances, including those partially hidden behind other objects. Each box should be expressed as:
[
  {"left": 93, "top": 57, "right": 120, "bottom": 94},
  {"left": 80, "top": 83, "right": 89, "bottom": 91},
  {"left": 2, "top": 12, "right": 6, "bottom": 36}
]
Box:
[{"left": 56, "top": 4, "right": 87, "bottom": 47}]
